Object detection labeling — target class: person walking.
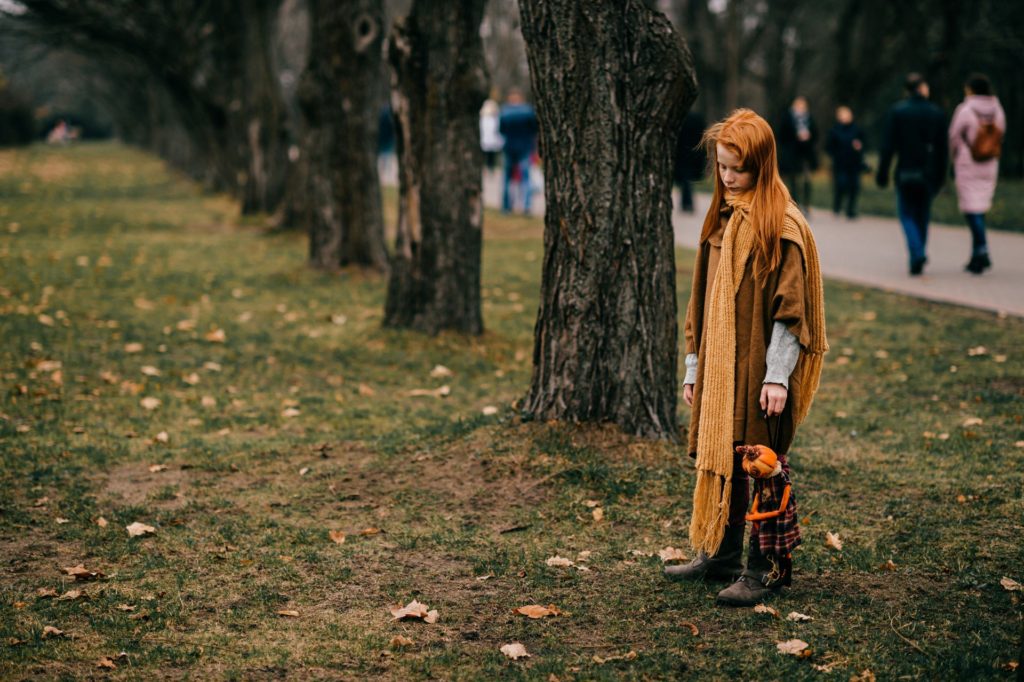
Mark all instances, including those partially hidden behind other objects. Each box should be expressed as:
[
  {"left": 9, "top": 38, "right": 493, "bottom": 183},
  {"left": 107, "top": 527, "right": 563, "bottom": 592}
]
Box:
[
  {"left": 825, "top": 106, "right": 866, "bottom": 219},
  {"left": 674, "top": 110, "right": 707, "bottom": 213},
  {"left": 876, "top": 73, "right": 948, "bottom": 276},
  {"left": 498, "top": 89, "right": 538, "bottom": 214},
  {"left": 776, "top": 96, "right": 819, "bottom": 213},
  {"left": 479, "top": 98, "right": 504, "bottom": 176},
  {"left": 948, "top": 73, "right": 1006, "bottom": 274},
  {"left": 666, "top": 109, "right": 828, "bottom": 607}
]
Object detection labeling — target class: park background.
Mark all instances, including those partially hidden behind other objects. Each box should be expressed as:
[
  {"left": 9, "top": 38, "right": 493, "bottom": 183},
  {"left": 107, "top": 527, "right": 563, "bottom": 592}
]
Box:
[{"left": 1, "top": 0, "right": 1023, "bottom": 679}]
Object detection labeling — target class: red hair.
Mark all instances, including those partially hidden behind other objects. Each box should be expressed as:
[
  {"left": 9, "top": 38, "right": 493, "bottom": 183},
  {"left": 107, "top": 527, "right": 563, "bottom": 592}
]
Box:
[{"left": 700, "top": 109, "right": 791, "bottom": 280}]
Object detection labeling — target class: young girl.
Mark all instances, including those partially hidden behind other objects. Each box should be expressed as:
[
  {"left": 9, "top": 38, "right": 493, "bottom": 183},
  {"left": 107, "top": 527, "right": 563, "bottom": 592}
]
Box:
[{"left": 664, "top": 109, "right": 828, "bottom": 606}]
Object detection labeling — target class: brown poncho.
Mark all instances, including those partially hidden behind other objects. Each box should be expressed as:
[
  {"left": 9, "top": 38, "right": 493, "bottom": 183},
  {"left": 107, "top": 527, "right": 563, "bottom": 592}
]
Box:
[{"left": 684, "top": 194, "right": 827, "bottom": 556}]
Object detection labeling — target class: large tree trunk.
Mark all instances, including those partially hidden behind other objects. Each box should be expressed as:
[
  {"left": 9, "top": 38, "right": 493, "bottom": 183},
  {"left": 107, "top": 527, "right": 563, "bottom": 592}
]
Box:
[
  {"left": 383, "top": 0, "right": 488, "bottom": 334},
  {"left": 518, "top": 0, "right": 696, "bottom": 439},
  {"left": 298, "top": 0, "right": 387, "bottom": 270}
]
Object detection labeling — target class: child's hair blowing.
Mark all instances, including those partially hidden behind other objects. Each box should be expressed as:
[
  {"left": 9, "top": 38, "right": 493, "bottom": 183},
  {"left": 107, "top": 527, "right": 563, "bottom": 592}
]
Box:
[{"left": 700, "top": 109, "right": 791, "bottom": 280}]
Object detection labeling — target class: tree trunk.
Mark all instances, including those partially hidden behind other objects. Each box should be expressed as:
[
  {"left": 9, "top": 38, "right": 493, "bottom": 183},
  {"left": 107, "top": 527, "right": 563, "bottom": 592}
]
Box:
[
  {"left": 517, "top": 0, "right": 696, "bottom": 439},
  {"left": 383, "top": 0, "right": 488, "bottom": 335},
  {"left": 298, "top": 0, "right": 387, "bottom": 270}
]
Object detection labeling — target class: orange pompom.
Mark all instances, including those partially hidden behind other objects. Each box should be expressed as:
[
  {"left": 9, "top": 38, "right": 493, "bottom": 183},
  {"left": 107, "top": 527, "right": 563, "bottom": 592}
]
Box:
[{"left": 736, "top": 444, "right": 779, "bottom": 478}]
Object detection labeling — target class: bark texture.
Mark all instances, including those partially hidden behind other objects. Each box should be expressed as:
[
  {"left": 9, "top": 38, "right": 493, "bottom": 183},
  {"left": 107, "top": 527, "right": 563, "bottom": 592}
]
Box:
[
  {"left": 298, "top": 0, "right": 387, "bottom": 269},
  {"left": 518, "top": 1, "right": 697, "bottom": 439},
  {"left": 383, "top": 0, "right": 488, "bottom": 334}
]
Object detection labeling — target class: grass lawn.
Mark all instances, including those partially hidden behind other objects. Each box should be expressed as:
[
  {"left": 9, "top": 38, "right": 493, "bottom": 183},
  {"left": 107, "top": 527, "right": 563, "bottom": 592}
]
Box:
[{"left": 1, "top": 142, "right": 1022, "bottom": 680}]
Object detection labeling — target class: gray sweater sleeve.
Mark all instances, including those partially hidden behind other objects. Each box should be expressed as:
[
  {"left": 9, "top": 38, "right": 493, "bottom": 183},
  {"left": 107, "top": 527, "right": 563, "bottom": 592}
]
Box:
[
  {"left": 764, "top": 321, "right": 800, "bottom": 388},
  {"left": 683, "top": 353, "right": 698, "bottom": 385}
]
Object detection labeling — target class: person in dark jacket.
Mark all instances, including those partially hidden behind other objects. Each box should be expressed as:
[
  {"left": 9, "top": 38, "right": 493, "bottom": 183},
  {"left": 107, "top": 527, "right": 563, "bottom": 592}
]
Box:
[
  {"left": 876, "top": 73, "right": 949, "bottom": 275},
  {"left": 674, "top": 110, "right": 707, "bottom": 213},
  {"left": 498, "top": 89, "right": 538, "bottom": 214},
  {"left": 825, "top": 106, "right": 866, "bottom": 219},
  {"left": 776, "top": 96, "right": 819, "bottom": 213}
]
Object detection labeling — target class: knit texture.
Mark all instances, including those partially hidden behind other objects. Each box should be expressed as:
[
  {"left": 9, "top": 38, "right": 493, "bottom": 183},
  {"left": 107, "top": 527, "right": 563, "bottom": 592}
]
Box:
[{"left": 688, "top": 195, "right": 827, "bottom": 557}]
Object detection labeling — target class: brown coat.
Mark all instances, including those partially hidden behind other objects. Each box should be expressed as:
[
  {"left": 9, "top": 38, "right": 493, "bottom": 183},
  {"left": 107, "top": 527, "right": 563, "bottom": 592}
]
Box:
[{"left": 684, "top": 207, "right": 809, "bottom": 455}]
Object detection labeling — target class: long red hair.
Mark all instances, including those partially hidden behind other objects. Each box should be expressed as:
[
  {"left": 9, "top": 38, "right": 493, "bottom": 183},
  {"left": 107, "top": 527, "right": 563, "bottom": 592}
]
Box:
[{"left": 700, "top": 109, "right": 791, "bottom": 280}]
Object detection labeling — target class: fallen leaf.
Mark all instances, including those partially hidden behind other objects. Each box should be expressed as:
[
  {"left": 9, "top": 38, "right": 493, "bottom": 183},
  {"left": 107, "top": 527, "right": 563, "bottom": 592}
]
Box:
[
  {"left": 33, "top": 496, "right": 50, "bottom": 507},
  {"left": 993, "top": 354, "right": 1007, "bottom": 363},
  {"left": 96, "top": 517, "right": 108, "bottom": 528},
  {"left": 41, "top": 625, "right": 64, "bottom": 638},
  {"left": 500, "top": 642, "right": 531, "bottom": 660},
  {"left": 962, "top": 417, "right": 983, "bottom": 427},
  {"left": 390, "top": 600, "right": 438, "bottom": 623},
  {"left": 576, "top": 550, "right": 592, "bottom": 562},
  {"left": 36, "top": 587, "right": 58, "bottom": 599},
  {"left": 140, "top": 397, "right": 161, "bottom": 411},
  {"left": 124, "top": 342, "right": 143, "bottom": 353},
  {"left": 97, "top": 657, "right": 117, "bottom": 669},
  {"left": 680, "top": 621, "right": 699, "bottom": 636},
  {"left": 591, "top": 507, "right": 604, "bottom": 522},
  {"left": 481, "top": 405, "right": 499, "bottom": 416},
  {"left": 967, "top": 345, "right": 988, "bottom": 356},
  {"left": 1002, "top": 661, "right": 1018, "bottom": 672},
  {"left": 754, "top": 604, "right": 779, "bottom": 617},
  {"left": 358, "top": 527, "right": 382, "bottom": 536},
  {"left": 57, "top": 589, "right": 84, "bottom": 601},
  {"left": 37, "top": 360, "right": 62, "bottom": 372},
  {"left": 358, "top": 383, "right": 376, "bottom": 397},
  {"left": 61, "top": 564, "right": 103, "bottom": 581},
  {"left": 148, "top": 464, "right": 168, "bottom": 473},
  {"left": 282, "top": 408, "right": 301, "bottom": 418},
  {"left": 276, "top": 609, "right": 300, "bottom": 617},
  {"left": 328, "top": 530, "right": 346, "bottom": 545},
  {"left": 153, "top": 431, "right": 169, "bottom": 444},
  {"left": 776, "top": 639, "right": 811, "bottom": 657},
  {"left": 8, "top": 637, "right": 27, "bottom": 646},
  {"left": 514, "top": 604, "right": 561, "bottom": 619},
  {"left": 628, "top": 549, "right": 653, "bottom": 558},
  {"left": 546, "top": 556, "right": 574, "bottom": 568},
  {"left": 183, "top": 372, "right": 201, "bottom": 386},
  {"left": 873, "top": 349, "right": 888, "bottom": 359},
  {"left": 390, "top": 635, "right": 414, "bottom": 648},
  {"left": 1000, "top": 576, "right": 1023, "bottom": 592},
  {"left": 115, "top": 604, "right": 135, "bottom": 612},
  {"left": 475, "top": 574, "right": 494, "bottom": 582},
  {"left": 658, "top": 547, "right": 688, "bottom": 563},
  {"left": 583, "top": 499, "right": 601, "bottom": 508},
  {"left": 825, "top": 531, "right": 843, "bottom": 551},
  {"left": 407, "top": 385, "right": 451, "bottom": 398},
  {"left": 593, "top": 651, "right": 637, "bottom": 664},
  {"left": 204, "top": 328, "right": 227, "bottom": 343},
  {"left": 879, "top": 559, "right": 898, "bottom": 571},
  {"left": 126, "top": 522, "right": 156, "bottom": 538},
  {"left": 134, "top": 297, "right": 155, "bottom": 310},
  {"left": 850, "top": 670, "right": 876, "bottom": 682},
  {"left": 55, "top": 517, "right": 70, "bottom": 524},
  {"left": 298, "top": 466, "right": 311, "bottom": 476},
  {"left": 330, "top": 314, "right": 347, "bottom": 325},
  {"left": 141, "top": 366, "right": 161, "bottom": 377},
  {"left": 429, "top": 364, "right": 454, "bottom": 378},
  {"left": 787, "top": 611, "right": 813, "bottom": 622},
  {"left": 38, "top": 314, "right": 55, "bottom": 326}
]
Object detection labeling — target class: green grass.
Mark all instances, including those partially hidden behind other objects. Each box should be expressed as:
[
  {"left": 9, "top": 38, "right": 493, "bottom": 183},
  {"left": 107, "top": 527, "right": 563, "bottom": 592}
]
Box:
[{"left": 1, "top": 142, "right": 1022, "bottom": 679}]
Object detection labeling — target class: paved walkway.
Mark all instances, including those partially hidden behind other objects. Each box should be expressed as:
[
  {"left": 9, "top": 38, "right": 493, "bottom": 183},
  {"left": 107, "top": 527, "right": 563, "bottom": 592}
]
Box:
[{"left": 480, "top": 171, "right": 1024, "bottom": 317}]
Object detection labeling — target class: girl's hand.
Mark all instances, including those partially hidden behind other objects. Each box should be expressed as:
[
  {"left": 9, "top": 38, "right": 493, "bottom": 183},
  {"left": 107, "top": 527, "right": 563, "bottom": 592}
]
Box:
[
  {"left": 760, "top": 383, "right": 788, "bottom": 417},
  {"left": 683, "top": 383, "right": 694, "bottom": 407}
]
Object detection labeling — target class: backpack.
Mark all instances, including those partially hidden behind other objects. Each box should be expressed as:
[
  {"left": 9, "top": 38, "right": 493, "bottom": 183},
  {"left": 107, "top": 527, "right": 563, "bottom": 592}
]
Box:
[{"left": 969, "top": 110, "right": 1003, "bottom": 162}]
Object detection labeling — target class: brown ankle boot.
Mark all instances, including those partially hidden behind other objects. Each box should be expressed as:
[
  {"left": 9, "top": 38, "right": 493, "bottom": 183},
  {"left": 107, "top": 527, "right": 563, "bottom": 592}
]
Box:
[{"left": 664, "top": 524, "right": 744, "bottom": 582}]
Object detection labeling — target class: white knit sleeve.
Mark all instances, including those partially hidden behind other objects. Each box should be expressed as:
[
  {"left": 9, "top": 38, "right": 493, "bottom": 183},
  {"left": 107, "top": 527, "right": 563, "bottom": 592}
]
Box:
[{"left": 683, "top": 353, "right": 698, "bottom": 386}]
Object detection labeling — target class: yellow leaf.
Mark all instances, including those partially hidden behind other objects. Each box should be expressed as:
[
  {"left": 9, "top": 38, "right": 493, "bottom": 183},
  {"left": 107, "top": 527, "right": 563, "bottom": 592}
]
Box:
[
  {"left": 658, "top": 547, "right": 687, "bottom": 563},
  {"left": 754, "top": 603, "right": 779, "bottom": 617},
  {"left": 204, "top": 328, "right": 226, "bottom": 343},
  {"left": 591, "top": 507, "right": 604, "bottom": 522},
  {"left": 328, "top": 530, "right": 346, "bottom": 545},
  {"left": 124, "top": 342, "right": 143, "bottom": 353},
  {"left": 513, "top": 604, "right": 561, "bottom": 619},
  {"left": 390, "top": 635, "right": 414, "bottom": 648},
  {"left": 96, "top": 517, "right": 108, "bottom": 528},
  {"left": 1000, "top": 576, "right": 1022, "bottom": 592},
  {"left": 825, "top": 531, "right": 843, "bottom": 551}
]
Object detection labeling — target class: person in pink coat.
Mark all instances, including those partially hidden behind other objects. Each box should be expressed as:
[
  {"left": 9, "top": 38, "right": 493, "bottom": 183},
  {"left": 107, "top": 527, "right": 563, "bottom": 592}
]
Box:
[{"left": 948, "top": 74, "right": 1006, "bottom": 274}]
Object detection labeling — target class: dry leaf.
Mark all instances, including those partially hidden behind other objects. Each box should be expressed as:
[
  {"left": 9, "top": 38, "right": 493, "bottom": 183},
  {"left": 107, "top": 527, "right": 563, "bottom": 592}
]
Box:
[
  {"left": 583, "top": 499, "right": 601, "bottom": 508},
  {"left": 390, "top": 600, "right": 438, "bottom": 623},
  {"left": 126, "top": 522, "right": 156, "bottom": 538},
  {"left": 204, "top": 328, "right": 227, "bottom": 343},
  {"left": 96, "top": 517, "right": 108, "bottom": 528},
  {"left": 879, "top": 559, "right": 897, "bottom": 571},
  {"left": 1002, "top": 661, "right": 1018, "bottom": 672},
  {"left": 148, "top": 464, "right": 168, "bottom": 473},
  {"left": 825, "top": 531, "right": 843, "bottom": 551},
  {"left": 628, "top": 549, "right": 653, "bottom": 558},
  {"left": 176, "top": 319, "right": 196, "bottom": 332},
  {"left": 658, "top": 547, "right": 688, "bottom": 563},
  {"left": 203, "top": 361, "right": 223, "bottom": 372},
  {"left": 390, "top": 635, "right": 414, "bottom": 648},
  {"left": 55, "top": 517, "right": 70, "bottom": 524},
  {"left": 593, "top": 651, "right": 637, "bottom": 664},
  {"left": 966, "top": 345, "right": 988, "bottom": 356},
  {"left": 134, "top": 297, "right": 155, "bottom": 310},
  {"left": 124, "top": 342, "right": 143, "bottom": 353},
  {"left": 330, "top": 314, "right": 347, "bottom": 325},
  {"left": 36, "top": 587, "right": 59, "bottom": 599},
  {"left": 328, "top": 530, "right": 346, "bottom": 545},
  {"left": 97, "top": 657, "right": 117, "bottom": 669},
  {"left": 576, "top": 550, "right": 592, "bottom": 562},
  {"left": 546, "top": 556, "right": 574, "bottom": 568},
  {"left": 500, "top": 642, "right": 531, "bottom": 660},
  {"left": 57, "top": 589, "right": 84, "bottom": 601},
  {"left": 358, "top": 383, "right": 376, "bottom": 396},
  {"left": 850, "top": 670, "right": 876, "bottom": 682},
  {"left": 591, "top": 507, "right": 604, "bottom": 522},
  {"left": 200, "top": 395, "right": 217, "bottom": 409},
  {"left": 481, "top": 405, "right": 499, "bottom": 416},
  {"left": 475, "top": 574, "right": 494, "bottom": 582},
  {"left": 754, "top": 604, "right": 779, "bottom": 617},
  {"left": 1000, "top": 576, "right": 1022, "bottom": 592},
  {"left": 183, "top": 372, "right": 201, "bottom": 386},
  {"left": 153, "top": 431, "right": 169, "bottom": 444},
  {"left": 276, "top": 609, "right": 300, "bottom": 617},
  {"left": 873, "top": 349, "right": 888, "bottom": 359},
  {"left": 141, "top": 366, "right": 161, "bottom": 377},
  {"left": 514, "top": 604, "right": 561, "bottom": 619},
  {"left": 115, "top": 604, "right": 135, "bottom": 612},
  {"left": 429, "top": 364, "right": 453, "bottom": 378},
  {"left": 680, "top": 621, "right": 699, "bottom": 636},
  {"left": 41, "top": 625, "right": 64, "bottom": 638},
  {"left": 962, "top": 417, "right": 983, "bottom": 427},
  {"left": 37, "top": 313, "right": 55, "bottom": 327},
  {"left": 359, "top": 527, "right": 382, "bottom": 536},
  {"left": 776, "top": 639, "right": 811, "bottom": 657},
  {"left": 787, "top": 611, "right": 813, "bottom": 622},
  {"left": 282, "top": 408, "right": 301, "bottom": 418},
  {"left": 61, "top": 564, "right": 103, "bottom": 581},
  {"left": 140, "top": 396, "right": 161, "bottom": 411},
  {"left": 407, "top": 385, "right": 451, "bottom": 398}
]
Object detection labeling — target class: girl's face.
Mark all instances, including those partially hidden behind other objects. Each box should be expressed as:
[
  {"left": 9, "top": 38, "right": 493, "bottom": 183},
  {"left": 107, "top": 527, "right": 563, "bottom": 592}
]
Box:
[{"left": 716, "top": 144, "right": 755, "bottom": 194}]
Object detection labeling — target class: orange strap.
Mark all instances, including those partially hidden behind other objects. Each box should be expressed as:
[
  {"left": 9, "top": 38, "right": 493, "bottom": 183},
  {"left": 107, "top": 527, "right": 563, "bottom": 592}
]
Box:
[{"left": 744, "top": 484, "right": 791, "bottom": 521}]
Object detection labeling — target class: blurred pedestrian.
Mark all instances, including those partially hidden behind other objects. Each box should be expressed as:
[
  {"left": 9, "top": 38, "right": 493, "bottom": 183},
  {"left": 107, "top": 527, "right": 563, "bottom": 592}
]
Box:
[
  {"left": 876, "top": 73, "right": 948, "bottom": 276},
  {"left": 824, "top": 106, "right": 866, "bottom": 219},
  {"left": 674, "top": 110, "right": 706, "bottom": 213},
  {"left": 498, "top": 88, "right": 538, "bottom": 214},
  {"left": 378, "top": 105, "right": 396, "bottom": 182},
  {"left": 776, "top": 96, "right": 818, "bottom": 213},
  {"left": 479, "top": 98, "right": 503, "bottom": 175},
  {"left": 948, "top": 73, "right": 1006, "bottom": 275}
]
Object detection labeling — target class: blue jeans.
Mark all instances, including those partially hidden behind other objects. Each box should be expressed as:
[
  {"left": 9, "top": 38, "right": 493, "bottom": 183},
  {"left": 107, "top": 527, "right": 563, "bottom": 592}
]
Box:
[
  {"left": 502, "top": 156, "right": 532, "bottom": 213},
  {"left": 964, "top": 213, "right": 988, "bottom": 255},
  {"left": 896, "top": 185, "right": 931, "bottom": 265}
]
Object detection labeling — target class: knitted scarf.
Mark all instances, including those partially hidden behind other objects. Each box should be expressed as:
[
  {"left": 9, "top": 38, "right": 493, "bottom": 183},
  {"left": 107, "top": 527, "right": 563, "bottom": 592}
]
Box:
[{"left": 688, "top": 193, "right": 828, "bottom": 557}]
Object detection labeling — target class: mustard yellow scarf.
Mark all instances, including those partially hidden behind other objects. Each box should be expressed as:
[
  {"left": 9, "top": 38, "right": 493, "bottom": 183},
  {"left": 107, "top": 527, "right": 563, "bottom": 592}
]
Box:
[{"left": 688, "top": 193, "right": 828, "bottom": 556}]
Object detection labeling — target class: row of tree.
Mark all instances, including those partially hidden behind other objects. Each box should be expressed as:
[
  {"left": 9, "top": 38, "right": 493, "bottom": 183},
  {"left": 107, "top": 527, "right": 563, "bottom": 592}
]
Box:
[{"left": 8, "top": 0, "right": 699, "bottom": 439}]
